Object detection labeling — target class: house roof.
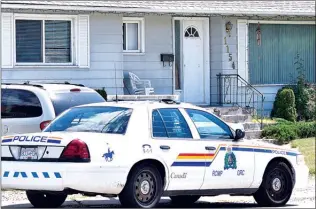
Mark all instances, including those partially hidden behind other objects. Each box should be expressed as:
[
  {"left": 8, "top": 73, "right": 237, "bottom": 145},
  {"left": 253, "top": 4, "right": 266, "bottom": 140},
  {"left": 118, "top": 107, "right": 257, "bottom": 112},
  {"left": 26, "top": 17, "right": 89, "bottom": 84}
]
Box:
[{"left": 2, "top": 1, "right": 315, "bottom": 16}]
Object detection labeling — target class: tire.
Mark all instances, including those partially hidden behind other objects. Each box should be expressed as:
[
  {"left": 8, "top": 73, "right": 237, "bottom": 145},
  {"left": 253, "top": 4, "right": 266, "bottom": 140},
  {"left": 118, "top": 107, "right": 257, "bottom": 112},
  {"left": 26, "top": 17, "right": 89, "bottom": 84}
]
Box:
[
  {"left": 253, "top": 161, "right": 294, "bottom": 207},
  {"left": 119, "top": 164, "right": 163, "bottom": 208},
  {"left": 26, "top": 190, "right": 67, "bottom": 208},
  {"left": 170, "top": 195, "right": 201, "bottom": 206}
]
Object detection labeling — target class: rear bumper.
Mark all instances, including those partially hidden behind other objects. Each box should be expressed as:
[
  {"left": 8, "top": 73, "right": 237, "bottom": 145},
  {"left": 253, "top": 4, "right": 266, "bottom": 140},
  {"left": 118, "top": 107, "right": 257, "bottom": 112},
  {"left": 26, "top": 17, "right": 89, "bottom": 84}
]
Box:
[
  {"left": 293, "top": 164, "right": 309, "bottom": 189},
  {"left": 1, "top": 161, "right": 129, "bottom": 195}
]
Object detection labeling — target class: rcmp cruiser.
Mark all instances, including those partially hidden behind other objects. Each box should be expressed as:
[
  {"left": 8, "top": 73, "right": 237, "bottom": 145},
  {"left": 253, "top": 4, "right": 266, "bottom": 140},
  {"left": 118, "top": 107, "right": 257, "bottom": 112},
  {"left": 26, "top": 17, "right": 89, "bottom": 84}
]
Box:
[{"left": 1, "top": 95, "right": 309, "bottom": 208}]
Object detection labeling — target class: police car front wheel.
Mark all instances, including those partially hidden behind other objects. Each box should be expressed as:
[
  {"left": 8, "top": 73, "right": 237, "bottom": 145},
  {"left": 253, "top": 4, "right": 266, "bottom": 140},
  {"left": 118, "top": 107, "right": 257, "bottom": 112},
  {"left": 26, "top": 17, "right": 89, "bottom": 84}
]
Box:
[
  {"left": 26, "top": 190, "right": 67, "bottom": 208},
  {"left": 253, "top": 161, "right": 293, "bottom": 207}
]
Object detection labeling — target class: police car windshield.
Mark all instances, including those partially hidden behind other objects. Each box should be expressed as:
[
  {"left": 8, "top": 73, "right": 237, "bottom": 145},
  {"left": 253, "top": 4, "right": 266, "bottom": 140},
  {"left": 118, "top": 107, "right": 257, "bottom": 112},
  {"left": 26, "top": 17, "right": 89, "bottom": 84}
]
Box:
[{"left": 44, "top": 106, "right": 133, "bottom": 134}]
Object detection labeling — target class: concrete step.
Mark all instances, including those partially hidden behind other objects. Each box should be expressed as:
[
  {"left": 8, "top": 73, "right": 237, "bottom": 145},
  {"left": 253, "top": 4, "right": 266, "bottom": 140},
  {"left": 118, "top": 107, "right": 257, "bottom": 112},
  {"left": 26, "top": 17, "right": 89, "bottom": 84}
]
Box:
[
  {"left": 205, "top": 107, "right": 243, "bottom": 116},
  {"left": 244, "top": 130, "right": 262, "bottom": 139},
  {"left": 242, "top": 122, "right": 261, "bottom": 131},
  {"left": 221, "top": 114, "right": 252, "bottom": 123}
]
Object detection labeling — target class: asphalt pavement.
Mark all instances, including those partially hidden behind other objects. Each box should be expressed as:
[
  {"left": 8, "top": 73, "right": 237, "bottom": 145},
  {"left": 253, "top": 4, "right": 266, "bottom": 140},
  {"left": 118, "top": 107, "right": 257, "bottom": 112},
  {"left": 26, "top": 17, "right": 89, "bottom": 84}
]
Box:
[{"left": 2, "top": 177, "right": 315, "bottom": 208}]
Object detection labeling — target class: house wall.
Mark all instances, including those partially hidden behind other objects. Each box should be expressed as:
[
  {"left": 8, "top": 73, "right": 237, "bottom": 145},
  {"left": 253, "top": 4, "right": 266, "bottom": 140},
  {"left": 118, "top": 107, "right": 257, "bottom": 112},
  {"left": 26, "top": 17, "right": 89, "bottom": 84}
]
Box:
[
  {"left": 2, "top": 13, "right": 124, "bottom": 95},
  {"left": 210, "top": 17, "right": 315, "bottom": 116},
  {"left": 123, "top": 15, "right": 173, "bottom": 95},
  {"left": 209, "top": 17, "right": 238, "bottom": 106}
]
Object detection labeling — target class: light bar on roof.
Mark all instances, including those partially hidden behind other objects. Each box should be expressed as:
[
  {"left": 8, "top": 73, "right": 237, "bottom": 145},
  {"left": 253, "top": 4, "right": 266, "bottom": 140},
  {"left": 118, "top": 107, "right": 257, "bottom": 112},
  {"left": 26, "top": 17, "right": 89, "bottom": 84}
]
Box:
[{"left": 107, "top": 95, "right": 179, "bottom": 102}]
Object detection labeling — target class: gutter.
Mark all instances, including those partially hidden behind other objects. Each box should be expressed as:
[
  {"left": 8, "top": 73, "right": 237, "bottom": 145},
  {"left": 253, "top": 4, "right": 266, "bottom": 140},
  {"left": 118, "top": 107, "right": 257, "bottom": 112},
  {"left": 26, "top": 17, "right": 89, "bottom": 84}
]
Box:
[{"left": 2, "top": 3, "right": 315, "bottom": 16}]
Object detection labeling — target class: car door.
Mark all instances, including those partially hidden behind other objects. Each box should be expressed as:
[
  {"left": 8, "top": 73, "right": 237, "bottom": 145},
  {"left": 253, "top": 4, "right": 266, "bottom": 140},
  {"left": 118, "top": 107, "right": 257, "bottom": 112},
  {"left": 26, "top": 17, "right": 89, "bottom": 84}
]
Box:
[
  {"left": 184, "top": 108, "right": 255, "bottom": 190},
  {"left": 150, "top": 107, "right": 207, "bottom": 191}
]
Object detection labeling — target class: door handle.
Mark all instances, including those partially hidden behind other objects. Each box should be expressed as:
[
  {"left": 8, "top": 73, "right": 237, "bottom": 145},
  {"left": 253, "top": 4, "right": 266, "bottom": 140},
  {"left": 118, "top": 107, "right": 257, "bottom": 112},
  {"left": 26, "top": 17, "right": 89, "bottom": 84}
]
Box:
[
  {"left": 205, "top": 146, "right": 216, "bottom": 151},
  {"left": 160, "top": 145, "right": 170, "bottom": 150}
]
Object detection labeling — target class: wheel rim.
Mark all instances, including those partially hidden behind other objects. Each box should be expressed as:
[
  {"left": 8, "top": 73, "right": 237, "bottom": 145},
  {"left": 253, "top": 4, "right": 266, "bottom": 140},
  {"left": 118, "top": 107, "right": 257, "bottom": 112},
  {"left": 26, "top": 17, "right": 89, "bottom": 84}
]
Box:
[
  {"left": 134, "top": 170, "right": 156, "bottom": 206},
  {"left": 266, "top": 168, "right": 291, "bottom": 202}
]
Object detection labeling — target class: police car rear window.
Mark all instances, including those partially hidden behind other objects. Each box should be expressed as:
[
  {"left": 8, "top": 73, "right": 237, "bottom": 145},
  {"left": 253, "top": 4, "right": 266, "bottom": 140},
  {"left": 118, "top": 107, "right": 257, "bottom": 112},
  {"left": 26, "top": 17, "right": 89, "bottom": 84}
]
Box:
[
  {"left": 44, "top": 106, "right": 132, "bottom": 134},
  {"left": 1, "top": 89, "right": 43, "bottom": 118},
  {"left": 50, "top": 92, "right": 105, "bottom": 116}
]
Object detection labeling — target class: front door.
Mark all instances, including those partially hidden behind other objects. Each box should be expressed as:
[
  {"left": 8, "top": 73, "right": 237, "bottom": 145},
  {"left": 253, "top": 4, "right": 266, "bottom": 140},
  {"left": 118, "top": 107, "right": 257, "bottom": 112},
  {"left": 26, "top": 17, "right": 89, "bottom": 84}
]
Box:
[
  {"left": 182, "top": 20, "right": 205, "bottom": 104},
  {"left": 183, "top": 108, "right": 255, "bottom": 190}
]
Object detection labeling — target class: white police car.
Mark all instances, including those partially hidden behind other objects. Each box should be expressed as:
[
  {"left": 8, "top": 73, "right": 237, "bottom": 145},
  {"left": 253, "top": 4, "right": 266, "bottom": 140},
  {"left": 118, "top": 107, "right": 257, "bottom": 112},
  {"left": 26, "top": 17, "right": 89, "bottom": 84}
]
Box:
[{"left": 1, "top": 97, "right": 309, "bottom": 208}]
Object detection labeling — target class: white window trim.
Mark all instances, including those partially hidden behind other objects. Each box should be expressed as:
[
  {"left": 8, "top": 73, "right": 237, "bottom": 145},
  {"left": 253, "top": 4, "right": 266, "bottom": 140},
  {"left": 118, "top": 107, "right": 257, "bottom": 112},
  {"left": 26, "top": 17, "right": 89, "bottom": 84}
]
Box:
[
  {"left": 123, "top": 17, "right": 145, "bottom": 54},
  {"left": 13, "top": 14, "right": 77, "bottom": 67}
]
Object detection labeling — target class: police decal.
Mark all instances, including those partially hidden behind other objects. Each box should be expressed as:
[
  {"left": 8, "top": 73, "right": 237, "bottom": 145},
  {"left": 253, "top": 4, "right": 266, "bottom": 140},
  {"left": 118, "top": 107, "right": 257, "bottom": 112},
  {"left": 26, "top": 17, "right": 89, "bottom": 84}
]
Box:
[
  {"left": 102, "top": 143, "right": 115, "bottom": 162},
  {"left": 224, "top": 146, "right": 237, "bottom": 170},
  {"left": 142, "top": 144, "right": 152, "bottom": 154}
]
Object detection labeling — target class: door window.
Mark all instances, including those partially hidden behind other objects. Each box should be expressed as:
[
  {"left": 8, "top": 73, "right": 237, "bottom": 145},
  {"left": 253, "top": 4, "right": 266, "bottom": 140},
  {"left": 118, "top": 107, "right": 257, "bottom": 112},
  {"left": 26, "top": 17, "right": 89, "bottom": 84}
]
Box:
[
  {"left": 185, "top": 109, "right": 232, "bottom": 140},
  {"left": 152, "top": 108, "right": 192, "bottom": 138},
  {"left": 1, "top": 89, "right": 43, "bottom": 118}
]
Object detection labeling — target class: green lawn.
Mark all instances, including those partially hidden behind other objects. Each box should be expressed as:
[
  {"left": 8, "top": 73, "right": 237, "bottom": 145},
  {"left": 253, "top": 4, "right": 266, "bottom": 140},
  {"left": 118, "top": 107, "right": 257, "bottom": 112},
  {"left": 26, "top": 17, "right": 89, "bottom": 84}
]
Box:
[{"left": 291, "top": 138, "right": 315, "bottom": 175}]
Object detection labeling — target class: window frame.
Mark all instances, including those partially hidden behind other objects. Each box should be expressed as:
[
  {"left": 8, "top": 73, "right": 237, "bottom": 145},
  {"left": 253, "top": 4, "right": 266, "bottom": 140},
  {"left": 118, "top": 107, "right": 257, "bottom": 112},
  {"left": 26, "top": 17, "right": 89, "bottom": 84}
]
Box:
[
  {"left": 122, "top": 17, "right": 145, "bottom": 54},
  {"left": 150, "top": 107, "right": 197, "bottom": 140},
  {"left": 184, "top": 108, "right": 234, "bottom": 141},
  {"left": 13, "top": 14, "right": 77, "bottom": 66}
]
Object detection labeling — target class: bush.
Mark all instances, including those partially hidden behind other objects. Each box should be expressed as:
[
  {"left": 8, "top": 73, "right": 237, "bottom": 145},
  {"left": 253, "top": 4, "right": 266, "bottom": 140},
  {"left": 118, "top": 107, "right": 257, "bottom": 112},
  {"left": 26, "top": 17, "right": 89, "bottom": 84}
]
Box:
[
  {"left": 291, "top": 83, "right": 315, "bottom": 121},
  {"left": 261, "top": 121, "right": 316, "bottom": 144},
  {"left": 95, "top": 87, "right": 107, "bottom": 101},
  {"left": 271, "top": 87, "right": 297, "bottom": 122},
  {"left": 290, "top": 53, "right": 316, "bottom": 121}
]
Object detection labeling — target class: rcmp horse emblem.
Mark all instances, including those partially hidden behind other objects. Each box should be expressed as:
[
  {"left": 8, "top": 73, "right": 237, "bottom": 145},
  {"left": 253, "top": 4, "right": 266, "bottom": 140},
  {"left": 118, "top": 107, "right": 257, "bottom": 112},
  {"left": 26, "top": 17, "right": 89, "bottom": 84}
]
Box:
[
  {"left": 102, "top": 146, "right": 115, "bottom": 162},
  {"left": 224, "top": 146, "right": 237, "bottom": 170}
]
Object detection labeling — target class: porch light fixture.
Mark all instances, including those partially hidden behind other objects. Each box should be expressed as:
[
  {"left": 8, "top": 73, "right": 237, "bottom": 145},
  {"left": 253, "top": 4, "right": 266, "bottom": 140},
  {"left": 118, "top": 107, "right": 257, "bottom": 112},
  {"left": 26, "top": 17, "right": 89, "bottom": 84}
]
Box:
[{"left": 225, "top": 21, "right": 233, "bottom": 36}]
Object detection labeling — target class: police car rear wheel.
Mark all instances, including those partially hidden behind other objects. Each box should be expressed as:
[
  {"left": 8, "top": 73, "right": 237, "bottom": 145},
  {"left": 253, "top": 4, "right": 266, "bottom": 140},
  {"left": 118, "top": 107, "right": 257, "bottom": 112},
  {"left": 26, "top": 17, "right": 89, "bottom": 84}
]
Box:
[
  {"left": 170, "top": 195, "right": 201, "bottom": 206},
  {"left": 26, "top": 190, "right": 67, "bottom": 208},
  {"left": 253, "top": 161, "right": 293, "bottom": 207},
  {"left": 119, "top": 164, "right": 163, "bottom": 208}
]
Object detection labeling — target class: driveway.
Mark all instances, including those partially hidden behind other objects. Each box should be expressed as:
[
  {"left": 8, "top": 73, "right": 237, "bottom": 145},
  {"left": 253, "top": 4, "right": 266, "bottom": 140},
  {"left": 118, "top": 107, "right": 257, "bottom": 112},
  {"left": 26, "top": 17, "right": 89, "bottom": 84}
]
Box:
[{"left": 2, "top": 177, "right": 315, "bottom": 208}]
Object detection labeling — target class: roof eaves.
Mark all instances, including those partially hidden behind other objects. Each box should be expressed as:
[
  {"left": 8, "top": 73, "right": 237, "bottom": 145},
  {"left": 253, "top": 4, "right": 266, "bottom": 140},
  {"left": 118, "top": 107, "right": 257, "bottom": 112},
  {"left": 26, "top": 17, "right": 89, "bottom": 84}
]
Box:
[{"left": 1, "top": 2, "right": 315, "bottom": 17}]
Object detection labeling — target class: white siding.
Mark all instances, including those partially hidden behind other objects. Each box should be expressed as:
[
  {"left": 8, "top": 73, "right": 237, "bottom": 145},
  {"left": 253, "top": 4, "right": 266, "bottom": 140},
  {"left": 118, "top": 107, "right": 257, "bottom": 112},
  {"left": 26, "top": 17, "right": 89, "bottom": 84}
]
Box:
[
  {"left": 123, "top": 15, "right": 173, "bottom": 95},
  {"left": 2, "top": 13, "right": 124, "bottom": 95},
  {"left": 210, "top": 17, "right": 239, "bottom": 105},
  {"left": 1, "top": 13, "right": 13, "bottom": 68}
]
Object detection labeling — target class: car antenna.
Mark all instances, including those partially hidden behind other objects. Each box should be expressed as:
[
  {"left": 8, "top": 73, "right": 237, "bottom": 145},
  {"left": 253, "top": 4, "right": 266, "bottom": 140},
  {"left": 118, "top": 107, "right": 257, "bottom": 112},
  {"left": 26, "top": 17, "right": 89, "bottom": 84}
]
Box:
[{"left": 114, "top": 62, "right": 118, "bottom": 103}]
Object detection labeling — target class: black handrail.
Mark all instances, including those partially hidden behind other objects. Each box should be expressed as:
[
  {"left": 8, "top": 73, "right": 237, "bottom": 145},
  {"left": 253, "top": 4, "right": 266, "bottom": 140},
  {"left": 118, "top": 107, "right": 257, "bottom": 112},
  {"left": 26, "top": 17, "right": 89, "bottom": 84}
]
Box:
[{"left": 216, "top": 73, "right": 265, "bottom": 129}]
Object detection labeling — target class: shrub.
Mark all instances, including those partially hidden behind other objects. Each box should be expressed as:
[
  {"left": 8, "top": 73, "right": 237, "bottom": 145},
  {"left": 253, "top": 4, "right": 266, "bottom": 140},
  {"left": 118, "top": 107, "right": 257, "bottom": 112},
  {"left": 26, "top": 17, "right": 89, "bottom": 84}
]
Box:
[
  {"left": 290, "top": 53, "right": 316, "bottom": 121},
  {"left": 261, "top": 121, "right": 316, "bottom": 144},
  {"left": 95, "top": 87, "right": 107, "bottom": 101},
  {"left": 261, "top": 124, "right": 298, "bottom": 144},
  {"left": 271, "top": 88, "right": 297, "bottom": 122}
]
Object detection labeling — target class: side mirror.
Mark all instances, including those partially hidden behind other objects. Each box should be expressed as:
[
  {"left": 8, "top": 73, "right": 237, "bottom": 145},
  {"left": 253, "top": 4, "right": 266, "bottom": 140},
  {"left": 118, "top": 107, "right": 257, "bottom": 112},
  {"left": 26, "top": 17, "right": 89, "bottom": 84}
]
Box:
[{"left": 234, "top": 129, "right": 245, "bottom": 140}]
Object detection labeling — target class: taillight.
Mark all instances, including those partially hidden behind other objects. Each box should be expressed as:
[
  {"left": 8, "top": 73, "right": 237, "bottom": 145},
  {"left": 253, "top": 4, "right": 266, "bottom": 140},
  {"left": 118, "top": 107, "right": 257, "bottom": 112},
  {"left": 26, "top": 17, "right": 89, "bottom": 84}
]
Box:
[
  {"left": 60, "top": 139, "right": 90, "bottom": 162},
  {"left": 40, "top": 120, "right": 51, "bottom": 130}
]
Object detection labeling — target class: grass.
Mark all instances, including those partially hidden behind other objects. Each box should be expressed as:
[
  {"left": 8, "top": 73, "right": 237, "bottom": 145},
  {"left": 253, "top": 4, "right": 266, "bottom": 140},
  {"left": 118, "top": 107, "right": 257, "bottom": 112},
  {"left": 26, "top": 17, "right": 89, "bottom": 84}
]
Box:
[
  {"left": 251, "top": 117, "right": 277, "bottom": 124},
  {"left": 291, "top": 137, "right": 315, "bottom": 175}
]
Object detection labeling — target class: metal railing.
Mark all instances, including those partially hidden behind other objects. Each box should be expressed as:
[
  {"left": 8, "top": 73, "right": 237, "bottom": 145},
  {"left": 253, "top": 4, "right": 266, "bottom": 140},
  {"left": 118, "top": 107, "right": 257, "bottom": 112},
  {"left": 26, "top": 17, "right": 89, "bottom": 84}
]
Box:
[{"left": 216, "top": 73, "right": 265, "bottom": 128}]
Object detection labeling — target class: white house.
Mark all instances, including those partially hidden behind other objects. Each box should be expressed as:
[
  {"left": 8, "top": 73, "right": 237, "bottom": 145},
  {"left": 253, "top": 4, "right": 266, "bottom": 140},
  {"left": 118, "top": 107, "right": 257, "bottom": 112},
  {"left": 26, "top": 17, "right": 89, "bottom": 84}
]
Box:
[{"left": 1, "top": 1, "right": 315, "bottom": 115}]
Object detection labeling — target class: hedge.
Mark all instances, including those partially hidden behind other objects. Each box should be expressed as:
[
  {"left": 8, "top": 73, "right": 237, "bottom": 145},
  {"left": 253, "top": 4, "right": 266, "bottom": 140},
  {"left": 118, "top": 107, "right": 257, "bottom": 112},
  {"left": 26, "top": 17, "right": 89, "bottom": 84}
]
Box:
[{"left": 261, "top": 121, "right": 316, "bottom": 144}]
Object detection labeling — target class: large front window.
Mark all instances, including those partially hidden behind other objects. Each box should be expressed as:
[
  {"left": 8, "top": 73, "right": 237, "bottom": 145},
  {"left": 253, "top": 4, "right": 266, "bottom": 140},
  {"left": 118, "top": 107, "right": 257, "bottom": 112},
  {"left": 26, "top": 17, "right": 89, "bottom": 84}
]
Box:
[{"left": 15, "top": 19, "right": 72, "bottom": 64}]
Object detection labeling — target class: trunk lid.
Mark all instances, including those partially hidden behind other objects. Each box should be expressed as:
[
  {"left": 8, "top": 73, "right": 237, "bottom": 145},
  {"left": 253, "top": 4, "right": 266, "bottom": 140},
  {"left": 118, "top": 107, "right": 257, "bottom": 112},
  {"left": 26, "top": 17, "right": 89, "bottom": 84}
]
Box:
[{"left": 1, "top": 132, "right": 121, "bottom": 162}]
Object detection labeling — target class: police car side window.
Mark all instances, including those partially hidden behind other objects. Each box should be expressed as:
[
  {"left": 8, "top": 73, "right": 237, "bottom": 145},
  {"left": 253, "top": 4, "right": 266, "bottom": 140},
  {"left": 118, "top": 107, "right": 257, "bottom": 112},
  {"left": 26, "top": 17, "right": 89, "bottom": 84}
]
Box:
[
  {"left": 185, "top": 109, "right": 233, "bottom": 140},
  {"left": 1, "top": 89, "right": 43, "bottom": 118},
  {"left": 152, "top": 108, "right": 192, "bottom": 139}
]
